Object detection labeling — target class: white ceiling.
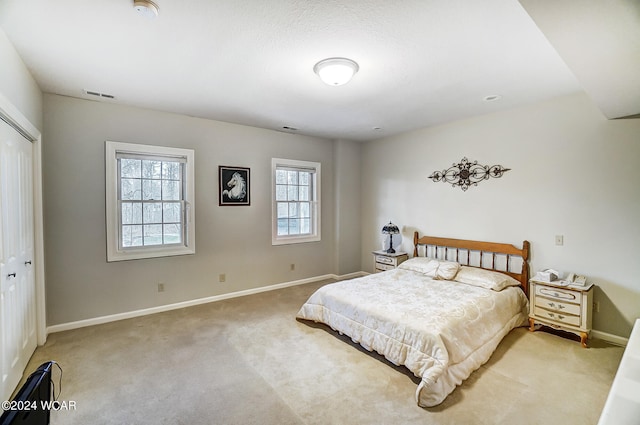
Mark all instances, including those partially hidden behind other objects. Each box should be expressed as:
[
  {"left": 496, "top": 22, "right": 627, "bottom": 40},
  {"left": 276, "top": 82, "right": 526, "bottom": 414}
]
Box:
[
  {"left": 0, "top": 0, "right": 632, "bottom": 142},
  {"left": 520, "top": 0, "right": 640, "bottom": 121}
]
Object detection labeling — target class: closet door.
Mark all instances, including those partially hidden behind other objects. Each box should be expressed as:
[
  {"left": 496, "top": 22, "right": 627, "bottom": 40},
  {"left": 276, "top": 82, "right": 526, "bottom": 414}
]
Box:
[{"left": 0, "top": 119, "right": 37, "bottom": 402}]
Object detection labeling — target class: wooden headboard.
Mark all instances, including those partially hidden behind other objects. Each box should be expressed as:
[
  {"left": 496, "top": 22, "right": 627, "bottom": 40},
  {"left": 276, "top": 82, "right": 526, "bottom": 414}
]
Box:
[{"left": 413, "top": 232, "right": 531, "bottom": 296}]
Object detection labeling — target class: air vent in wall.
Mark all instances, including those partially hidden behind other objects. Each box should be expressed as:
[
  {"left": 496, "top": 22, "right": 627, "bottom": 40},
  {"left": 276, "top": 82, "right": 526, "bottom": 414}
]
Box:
[{"left": 83, "top": 89, "right": 116, "bottom": 100}]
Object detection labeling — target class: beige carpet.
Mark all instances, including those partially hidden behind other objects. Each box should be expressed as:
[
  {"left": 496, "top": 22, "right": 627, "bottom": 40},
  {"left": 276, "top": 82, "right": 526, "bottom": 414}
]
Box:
[{"left": 21, "top": 280, "right": 623, "bottom": 424}]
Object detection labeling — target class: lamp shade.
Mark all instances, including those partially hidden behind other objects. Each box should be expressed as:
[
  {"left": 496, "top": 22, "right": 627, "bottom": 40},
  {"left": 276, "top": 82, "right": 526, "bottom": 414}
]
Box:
[
  {"left": 313, "top": 58, "right": 359, "bottom": 86},
  {"left": 381, "top": 221, "right": 399, "bottom": 235}
]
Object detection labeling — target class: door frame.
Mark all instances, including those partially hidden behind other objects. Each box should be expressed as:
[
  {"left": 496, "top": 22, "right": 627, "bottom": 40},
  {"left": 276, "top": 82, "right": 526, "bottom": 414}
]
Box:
[{"left": 0, "top": 92, "right": 46, "bottom": 346}]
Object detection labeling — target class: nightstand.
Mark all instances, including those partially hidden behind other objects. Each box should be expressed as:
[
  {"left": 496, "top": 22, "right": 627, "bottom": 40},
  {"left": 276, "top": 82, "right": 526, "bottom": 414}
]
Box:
[
  {"left": 528, "top": 279, "right": 594, "bottom": 348},
  {"left": 372, "top": 250, "right": 408, "bottom": 273}
]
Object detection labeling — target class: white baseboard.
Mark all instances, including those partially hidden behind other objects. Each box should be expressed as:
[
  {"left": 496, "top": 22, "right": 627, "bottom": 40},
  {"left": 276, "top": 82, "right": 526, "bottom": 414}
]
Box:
[
  {"left": 47, "top": 272, "right": 361, "bottom": 335},
  {"left": 335, "top": 271, "right": 368, "bottom": 280},
  {"left": 591, "top": 329, "right": 629, "bottom": 347},
  {"left": 47, "top": 271, "right": 629, "bottom": 348}
]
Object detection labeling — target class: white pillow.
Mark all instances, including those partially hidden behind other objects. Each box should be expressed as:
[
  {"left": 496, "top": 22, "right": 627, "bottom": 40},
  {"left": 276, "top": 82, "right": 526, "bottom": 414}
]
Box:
[
  {"left": 453, "top": 266, "right": 520, "bottom": 291},
  {"left": 434, "top": 260, "right": 461, "bottom": 280},
  {"left": 398, "top": 257, "right": 439, "bottom": 277},
  {"left": 398, "top": 258, "right": 460, "bottom": 280}
]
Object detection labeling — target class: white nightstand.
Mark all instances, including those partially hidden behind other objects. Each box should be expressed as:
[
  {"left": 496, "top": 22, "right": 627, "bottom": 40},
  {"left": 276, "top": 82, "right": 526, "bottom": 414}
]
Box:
[
  {"left": 372, "top": 251, "right": 408, "bottom": 273},
  {"left": 528, "top": 279, "right": 594, "bottom": 348}
]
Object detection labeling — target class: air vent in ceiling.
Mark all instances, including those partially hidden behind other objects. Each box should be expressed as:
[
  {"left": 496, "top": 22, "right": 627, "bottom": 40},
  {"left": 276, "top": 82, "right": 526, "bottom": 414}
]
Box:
[
  {"left": 83, "top": 89, "right": 116, "bottom": 100},
  {"left": 483, "top": 94, "right": 502, "bottom": 102}
]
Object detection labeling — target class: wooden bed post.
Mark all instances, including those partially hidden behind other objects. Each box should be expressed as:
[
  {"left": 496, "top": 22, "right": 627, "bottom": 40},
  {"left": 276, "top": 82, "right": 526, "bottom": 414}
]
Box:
[
  {"left": 522, "top": 240, "right": 530, "bottom": 296},
  {"left": 413, "top": 231, "right": 419, "bottom": 257}
]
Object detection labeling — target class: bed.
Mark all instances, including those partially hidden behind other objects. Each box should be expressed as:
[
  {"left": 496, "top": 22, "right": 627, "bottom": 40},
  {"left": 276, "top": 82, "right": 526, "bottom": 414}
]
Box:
[{"left": 296, "top": 232, "right": 530, "bottom": 407}]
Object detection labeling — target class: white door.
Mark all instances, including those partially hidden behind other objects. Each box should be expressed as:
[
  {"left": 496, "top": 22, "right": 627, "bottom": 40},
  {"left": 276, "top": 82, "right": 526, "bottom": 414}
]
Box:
[{"left": 0, "top": 119, "right": 37, "bottom": 402}]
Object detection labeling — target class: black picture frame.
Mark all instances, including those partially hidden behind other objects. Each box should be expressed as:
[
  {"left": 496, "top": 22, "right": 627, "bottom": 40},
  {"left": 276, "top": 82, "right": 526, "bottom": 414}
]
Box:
[{"left": 219, "top": 166, "right": 250, "bottom": 206}]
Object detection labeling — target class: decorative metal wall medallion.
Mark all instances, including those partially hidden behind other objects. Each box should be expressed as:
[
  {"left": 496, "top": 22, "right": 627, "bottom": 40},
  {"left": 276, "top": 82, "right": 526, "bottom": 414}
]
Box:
[{"left": 428, "top": 157, "right": 510, "bottom": 191}]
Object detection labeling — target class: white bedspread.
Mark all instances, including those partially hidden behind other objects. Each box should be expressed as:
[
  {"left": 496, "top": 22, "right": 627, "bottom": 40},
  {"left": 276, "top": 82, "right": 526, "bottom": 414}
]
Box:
[{"left": 296, "top": 268, "right": 529, "bottom": 407}]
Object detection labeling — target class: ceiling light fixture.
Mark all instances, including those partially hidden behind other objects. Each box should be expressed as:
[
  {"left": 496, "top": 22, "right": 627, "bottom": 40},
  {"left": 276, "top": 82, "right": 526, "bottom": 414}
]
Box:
[
  {"left": 134, "top": 0, "right": 159, "bottom": 18},
  {"left": 313, "top": 57, "right": 359, "bottom": 86}
]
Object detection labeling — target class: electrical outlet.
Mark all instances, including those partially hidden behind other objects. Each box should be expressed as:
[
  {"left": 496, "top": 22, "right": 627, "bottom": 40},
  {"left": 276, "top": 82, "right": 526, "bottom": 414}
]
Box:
[
  {"left": 290, "top": 263, "right": 295, "bottom": 271},
  {"left": 157, "top": 283, "right": 165, "bottom": 292},
  {"left": 555, "top": 235, "right": 564, "bottom": 246},
  {"left": 594, "top": 301, "right": 600, "bottom": 313},
  {"left": 219, "top": 273, "right": 226, "bottom": 283}
]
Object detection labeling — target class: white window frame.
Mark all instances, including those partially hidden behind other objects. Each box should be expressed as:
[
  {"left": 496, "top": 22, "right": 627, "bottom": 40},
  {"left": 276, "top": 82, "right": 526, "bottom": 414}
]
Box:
[
  {"left": 105, "top": 141, "right": 195, "bottom": 261},
  {"left": 272, "top": 158, "right": 321, "bottom": 245}
]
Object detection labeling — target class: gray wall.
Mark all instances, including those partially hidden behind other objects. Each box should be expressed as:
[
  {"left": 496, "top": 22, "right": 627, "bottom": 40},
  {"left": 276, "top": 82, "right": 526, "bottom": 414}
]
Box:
[
  {"left": 333, "top": 139, "right": 362, "bottom": 275},
  {"left": 10, "top": 18, "right": 638, "bottom": 339},
  {"left": 361, "top": 92, "right": 640, "bottom": 339},
  {"left": 42, "top": 94, "right": 362, "bottom": 326}
]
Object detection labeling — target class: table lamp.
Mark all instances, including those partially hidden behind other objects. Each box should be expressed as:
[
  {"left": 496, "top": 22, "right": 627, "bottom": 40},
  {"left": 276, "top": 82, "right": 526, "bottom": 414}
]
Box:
[{"left": 381, "top": 221, "right": 400, "bottom": 253}]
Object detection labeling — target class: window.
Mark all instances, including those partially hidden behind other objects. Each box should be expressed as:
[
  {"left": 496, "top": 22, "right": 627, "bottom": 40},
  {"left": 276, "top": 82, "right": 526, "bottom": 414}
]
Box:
[
  {"left": 272, "top": 158, "right": 321, "bottom": 245},
  {"left": 105, "top": 141, "right": 195, "bottom": 261}
]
